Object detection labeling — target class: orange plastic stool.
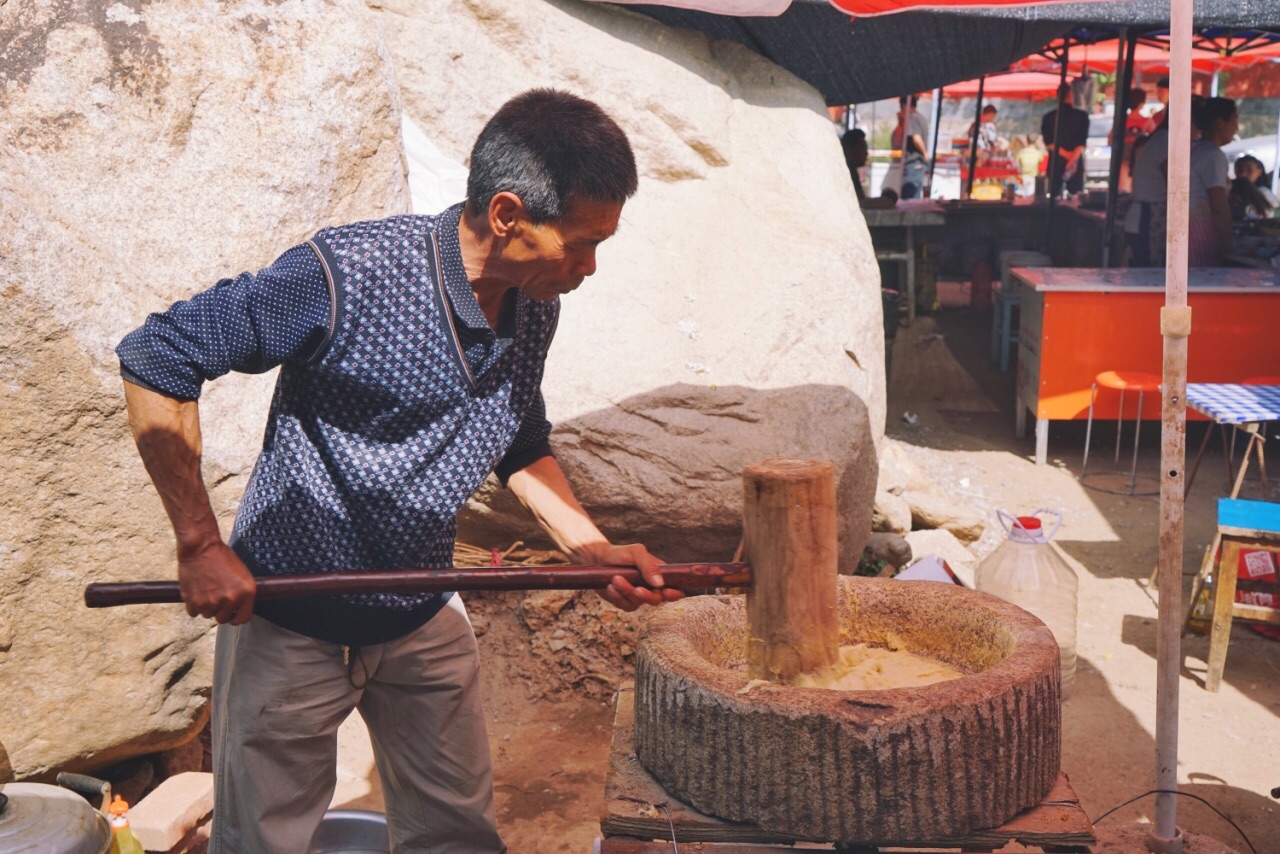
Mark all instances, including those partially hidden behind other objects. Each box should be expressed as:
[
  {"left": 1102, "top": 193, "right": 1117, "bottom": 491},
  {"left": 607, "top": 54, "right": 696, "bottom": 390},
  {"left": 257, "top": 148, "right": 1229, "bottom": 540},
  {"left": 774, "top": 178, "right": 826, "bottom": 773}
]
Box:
[{"left": 1081, "top": 370, "right": 1163, "bottom": 495}]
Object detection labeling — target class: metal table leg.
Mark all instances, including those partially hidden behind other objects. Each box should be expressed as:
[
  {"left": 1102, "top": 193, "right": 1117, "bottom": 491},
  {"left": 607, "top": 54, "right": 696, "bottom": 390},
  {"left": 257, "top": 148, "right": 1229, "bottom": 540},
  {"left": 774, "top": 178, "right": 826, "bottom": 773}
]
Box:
[{"left": 905, "top": 224, "right": 916, "bottom": 327}]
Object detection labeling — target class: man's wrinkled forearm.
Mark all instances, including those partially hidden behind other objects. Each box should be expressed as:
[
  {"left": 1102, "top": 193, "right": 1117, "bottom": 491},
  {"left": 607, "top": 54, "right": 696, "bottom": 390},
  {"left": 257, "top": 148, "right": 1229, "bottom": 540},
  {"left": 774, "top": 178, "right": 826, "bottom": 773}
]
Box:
[
  {"left": 123, "top": 380, "right": 223, "bottom": 554},
  {"left": 505, "top": 455, "right": 610, "bottom": 562}
]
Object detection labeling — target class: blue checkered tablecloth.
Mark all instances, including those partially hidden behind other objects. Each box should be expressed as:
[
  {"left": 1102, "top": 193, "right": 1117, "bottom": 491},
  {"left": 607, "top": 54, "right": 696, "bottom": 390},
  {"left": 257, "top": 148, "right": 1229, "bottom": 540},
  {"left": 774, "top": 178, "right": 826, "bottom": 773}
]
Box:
[{"left": 1186, "top": 384, "right": 1280, "bottom": 424}]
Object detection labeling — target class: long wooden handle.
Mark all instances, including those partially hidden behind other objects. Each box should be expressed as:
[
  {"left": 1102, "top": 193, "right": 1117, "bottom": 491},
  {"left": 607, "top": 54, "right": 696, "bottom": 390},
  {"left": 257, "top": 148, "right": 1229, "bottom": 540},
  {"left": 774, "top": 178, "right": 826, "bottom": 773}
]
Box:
[{"left": 83, "top": 563, "right": 751, "bottom": 609}]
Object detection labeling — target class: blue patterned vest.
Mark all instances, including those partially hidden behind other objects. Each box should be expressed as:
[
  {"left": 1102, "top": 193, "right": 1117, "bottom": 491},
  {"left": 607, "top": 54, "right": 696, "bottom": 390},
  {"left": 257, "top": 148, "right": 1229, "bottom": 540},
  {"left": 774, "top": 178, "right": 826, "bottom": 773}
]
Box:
[{"left": 229, "top": 210, "right": 559, "bottom": 611}]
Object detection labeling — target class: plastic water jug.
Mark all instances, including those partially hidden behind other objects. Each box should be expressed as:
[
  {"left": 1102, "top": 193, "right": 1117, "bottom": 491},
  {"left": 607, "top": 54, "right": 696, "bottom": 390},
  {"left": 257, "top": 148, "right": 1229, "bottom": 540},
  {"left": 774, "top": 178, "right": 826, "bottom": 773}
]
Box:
[{"left": 976, "top": 510, "right": 1078, "bottom": 697}]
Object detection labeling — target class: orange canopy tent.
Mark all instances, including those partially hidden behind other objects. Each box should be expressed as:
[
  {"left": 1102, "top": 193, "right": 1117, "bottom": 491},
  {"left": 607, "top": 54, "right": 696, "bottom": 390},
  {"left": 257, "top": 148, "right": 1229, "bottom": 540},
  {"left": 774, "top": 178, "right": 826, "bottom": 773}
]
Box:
[
  {"left": 944, "top": 71, "right": 1066, "bottom": 99},
  {"left": 1013, "top": 36, "right": 1280, "bottom": 74}
]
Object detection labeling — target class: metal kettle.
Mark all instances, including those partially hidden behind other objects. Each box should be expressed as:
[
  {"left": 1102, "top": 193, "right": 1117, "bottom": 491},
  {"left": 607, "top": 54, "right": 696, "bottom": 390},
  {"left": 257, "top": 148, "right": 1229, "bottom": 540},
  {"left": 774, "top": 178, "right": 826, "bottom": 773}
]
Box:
[{"left": 0, "top": 773, "right": 114, "bottom": 854}]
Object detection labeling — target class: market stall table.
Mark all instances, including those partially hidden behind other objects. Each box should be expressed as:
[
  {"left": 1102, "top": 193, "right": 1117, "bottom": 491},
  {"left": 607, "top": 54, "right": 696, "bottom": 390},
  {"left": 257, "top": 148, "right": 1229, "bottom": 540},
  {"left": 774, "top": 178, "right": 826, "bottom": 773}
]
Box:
[
  {"left": 1178, "top": 384, "right": 1280, "bottom": 650},
  {"left": 1184, "top": 383, "right": 1280, "bottom": 497},
  {"left": 1012, "top": 267, "right": 1280, "bottom": 465},
  {"left": 862, "top": 200, "right": 945, "bottom": 326}
]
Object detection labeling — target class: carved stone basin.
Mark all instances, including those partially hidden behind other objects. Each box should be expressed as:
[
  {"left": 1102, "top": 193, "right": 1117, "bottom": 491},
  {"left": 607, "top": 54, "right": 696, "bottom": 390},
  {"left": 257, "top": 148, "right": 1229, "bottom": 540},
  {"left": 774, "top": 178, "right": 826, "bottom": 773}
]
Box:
[{"left": 633, "top": 576, "right": 1061, "bottom": 844}]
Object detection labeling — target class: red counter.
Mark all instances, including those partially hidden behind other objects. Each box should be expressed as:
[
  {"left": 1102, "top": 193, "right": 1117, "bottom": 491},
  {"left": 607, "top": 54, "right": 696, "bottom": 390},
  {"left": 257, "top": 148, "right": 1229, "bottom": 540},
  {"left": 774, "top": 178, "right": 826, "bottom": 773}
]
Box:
[{"left": 1013, "top": 267, "right": 1280, "bottom": 465}]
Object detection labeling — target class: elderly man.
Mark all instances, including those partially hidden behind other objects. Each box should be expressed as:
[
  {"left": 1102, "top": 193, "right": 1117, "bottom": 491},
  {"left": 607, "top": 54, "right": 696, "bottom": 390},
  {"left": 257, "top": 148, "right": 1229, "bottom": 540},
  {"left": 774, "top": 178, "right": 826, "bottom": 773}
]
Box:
[{"left": 116, "top": 89, "right": 677, "bottom": 852}]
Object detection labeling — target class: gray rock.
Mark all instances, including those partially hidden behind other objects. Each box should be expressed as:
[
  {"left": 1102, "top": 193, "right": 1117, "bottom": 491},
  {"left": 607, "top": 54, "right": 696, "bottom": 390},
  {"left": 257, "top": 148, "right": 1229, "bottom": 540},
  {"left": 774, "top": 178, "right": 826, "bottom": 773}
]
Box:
[
  {"left": 872, "top": 489, "right": 912, "bottom": 535},
  {"left": 865, "top": 532, "right": 912, "bottom": 570},
  {"left": 879, "top": 439, "right": 933, "bottom": 494},
  {"left": 903, "top": 491, "right": 987, "bottom": 544},
  {"left": 371, "top": 0, "right": 885, "bottom": 573},
  {"left": 0, "top": 0, "right": 406, "bottom": 780}
]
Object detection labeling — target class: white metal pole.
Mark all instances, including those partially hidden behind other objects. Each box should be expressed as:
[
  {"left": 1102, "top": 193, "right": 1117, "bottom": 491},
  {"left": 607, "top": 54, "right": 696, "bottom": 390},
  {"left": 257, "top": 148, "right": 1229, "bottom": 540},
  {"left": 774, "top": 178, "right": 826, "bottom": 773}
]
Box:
[
  {"left": 1150, "top": 0, "right": 1193, "bottom": 850},
  {"left": 1273, "top": 62, "right": 1280, "bottom": 191}
]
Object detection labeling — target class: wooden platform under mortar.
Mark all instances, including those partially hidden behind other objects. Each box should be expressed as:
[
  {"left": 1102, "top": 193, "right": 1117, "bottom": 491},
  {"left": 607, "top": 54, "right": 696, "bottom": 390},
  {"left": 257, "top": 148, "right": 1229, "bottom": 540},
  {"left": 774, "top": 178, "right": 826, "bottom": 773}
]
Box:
[{"left": 599, "top": 688, "right": 1097, "bottom": 853}]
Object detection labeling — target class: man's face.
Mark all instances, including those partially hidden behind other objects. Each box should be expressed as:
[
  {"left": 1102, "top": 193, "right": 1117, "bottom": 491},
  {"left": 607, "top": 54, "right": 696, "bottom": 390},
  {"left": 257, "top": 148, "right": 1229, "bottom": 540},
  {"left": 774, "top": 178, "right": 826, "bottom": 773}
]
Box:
[
  {"left": 1158, "top": 86, "right": 1169, "bottom": 106},
  {"left": 508, "top": 198, "right": 623, "bottom": 301}
]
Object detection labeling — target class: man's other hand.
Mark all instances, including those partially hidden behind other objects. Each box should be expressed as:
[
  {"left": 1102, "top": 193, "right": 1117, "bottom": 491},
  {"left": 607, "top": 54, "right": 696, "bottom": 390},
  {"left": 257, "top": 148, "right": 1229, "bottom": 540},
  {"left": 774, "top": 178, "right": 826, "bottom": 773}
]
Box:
[
  {"left": 586, "top": 542, "right": 684, "bottom": 612},
  {"left": 178, "top": 541, "right": 258, "bottom": 625}
]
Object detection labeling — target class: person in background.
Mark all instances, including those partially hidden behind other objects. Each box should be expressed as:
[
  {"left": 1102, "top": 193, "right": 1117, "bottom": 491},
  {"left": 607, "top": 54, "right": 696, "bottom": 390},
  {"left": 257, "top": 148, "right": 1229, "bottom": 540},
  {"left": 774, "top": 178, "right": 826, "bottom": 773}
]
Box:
[
  {"left": 1234, "top": 154, "right": 1279, "bottom": 209},
  {"left": 1123, "top": 87, "right": 1149, "bottom": 142},
  {"left": 967, "top": 104, "right": 1000, "bottom": 162},
  {"left": 1124, "top": 110, "right": 1168, "bottom": 267},
  {"left": 1011, "top": 134, "right": 1044, "bottom": 196},
  {"left": 841, "top": 128, "right": 895, "bottom": 209},
  {"left": 1189, "top": 96, "right": 1238, "bottom": 266},
  {"left": 1115, "top": 88, "right": 1151, "bottom": 193},
  {"left": 1145, "top": 77, "right": 1170, "bottom": 134},
  {"left": 1230, "top": 154, "right": 1276, "bottom": 220},
  {"left": 1040, "top": 81, "right": 1090, "bottom": 197},
  {"left": 892, "top": 94, "right": 930, "bottom": 199},
  {"left": 1230, "top": 175, "right": 1275, "bottom": 220}
]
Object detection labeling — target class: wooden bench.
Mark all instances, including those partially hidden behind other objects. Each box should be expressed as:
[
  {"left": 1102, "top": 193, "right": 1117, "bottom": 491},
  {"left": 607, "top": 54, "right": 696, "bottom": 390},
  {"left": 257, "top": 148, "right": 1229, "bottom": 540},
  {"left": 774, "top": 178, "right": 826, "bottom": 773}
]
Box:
[{"left": 1204, "top": 498, "right": 1280, "bottom": 692}]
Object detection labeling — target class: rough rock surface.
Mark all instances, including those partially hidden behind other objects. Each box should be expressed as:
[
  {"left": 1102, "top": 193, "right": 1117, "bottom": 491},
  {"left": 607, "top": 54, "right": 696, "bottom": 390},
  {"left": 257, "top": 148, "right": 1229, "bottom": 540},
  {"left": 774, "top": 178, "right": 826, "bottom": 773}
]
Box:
[
  {"left": 0, "top": 0, "right": 407, "bottom": 779},
  {"left": 634, "top": 578, "right": 1061, "bottom": 842},
  {"left": 865, "top": 532, "right": 912, "bottom": 570},
  {"left": 904, "top": 490, "right": 987, "bottom": 544},
  {"left": 878, "top": 438, "right": 933, "bottom": 495},
  {"left": 369, "top": 0, "right": 885, "bottom": 570},
  {"left": 873, "top": 489, "right": 913, "bottom": 535}
]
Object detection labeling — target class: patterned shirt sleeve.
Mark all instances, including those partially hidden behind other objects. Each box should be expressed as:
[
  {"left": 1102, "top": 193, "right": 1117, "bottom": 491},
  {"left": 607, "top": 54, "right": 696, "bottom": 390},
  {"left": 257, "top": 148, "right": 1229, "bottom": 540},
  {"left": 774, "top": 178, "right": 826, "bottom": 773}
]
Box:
[
  {"left": 493, "top": 389, "right": 554, "bottom": 486},
  {"left": 116, "top": 244, "right": 332, "bottom": 400}
]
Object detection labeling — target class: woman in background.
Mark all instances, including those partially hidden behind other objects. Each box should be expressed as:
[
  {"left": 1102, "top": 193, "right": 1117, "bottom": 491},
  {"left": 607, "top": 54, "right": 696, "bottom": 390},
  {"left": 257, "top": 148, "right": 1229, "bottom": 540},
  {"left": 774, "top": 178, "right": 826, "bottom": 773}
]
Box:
[
  {"left": 1124, "top": 112, "right": 1168, "bottom": 267},
  {"left": 1188, "top": 97, "right": 1237, "bottom": 267},
  {"left": 1234, "top": 154, "right": 1279, "bottom": 213}
]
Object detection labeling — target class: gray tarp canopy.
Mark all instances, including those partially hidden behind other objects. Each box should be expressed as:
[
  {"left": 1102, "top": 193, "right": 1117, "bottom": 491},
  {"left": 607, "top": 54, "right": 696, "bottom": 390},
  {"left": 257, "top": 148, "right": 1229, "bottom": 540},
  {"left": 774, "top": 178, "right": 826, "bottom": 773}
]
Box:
[{"left": 628, "top": 0, "right": 1280, "bottom": 105}]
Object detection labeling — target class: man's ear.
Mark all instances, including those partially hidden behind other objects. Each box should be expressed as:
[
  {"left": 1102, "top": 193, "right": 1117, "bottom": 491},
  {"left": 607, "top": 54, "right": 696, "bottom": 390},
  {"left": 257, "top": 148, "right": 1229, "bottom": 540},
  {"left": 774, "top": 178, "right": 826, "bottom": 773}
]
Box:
[{"left": 489, "top": 192, "right": 526, "bottom": 239}]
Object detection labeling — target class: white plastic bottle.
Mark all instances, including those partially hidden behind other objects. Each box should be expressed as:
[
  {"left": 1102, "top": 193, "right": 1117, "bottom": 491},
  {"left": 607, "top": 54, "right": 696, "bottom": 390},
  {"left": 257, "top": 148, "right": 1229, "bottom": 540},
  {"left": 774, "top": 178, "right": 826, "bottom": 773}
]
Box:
[{"left": 976, "top": 510, "right": 1079, "bottom": 698}]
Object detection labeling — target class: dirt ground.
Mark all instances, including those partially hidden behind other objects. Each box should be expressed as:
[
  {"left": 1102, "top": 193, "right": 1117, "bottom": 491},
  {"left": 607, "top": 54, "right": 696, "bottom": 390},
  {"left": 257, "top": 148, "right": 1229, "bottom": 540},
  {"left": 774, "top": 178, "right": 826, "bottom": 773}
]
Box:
[{"left": 332, "top": 305, "right": 1280, "bottom": 853}]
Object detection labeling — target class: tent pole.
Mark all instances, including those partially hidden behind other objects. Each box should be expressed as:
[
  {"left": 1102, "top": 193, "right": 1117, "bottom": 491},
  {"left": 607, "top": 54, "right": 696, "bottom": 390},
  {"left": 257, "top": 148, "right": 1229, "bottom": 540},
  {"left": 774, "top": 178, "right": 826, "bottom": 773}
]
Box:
[
  {"left": 1273, "top": 67, "right": 1280, "bottom": 192},
  {"left": 927, "top": 87, "right": 942, "bottom": 197},
  {"left": 1103, "top": 30, "right": 1136, "bottom": 268},
  {"left": 1150, "top": 0, "right": 1192, "bottom": 851},
  {"left": 966, "top": 76, "right": 986, "bottom": 198},
  {"left": 1045, "top": 39, "right": 1069, "bottom": 244}
]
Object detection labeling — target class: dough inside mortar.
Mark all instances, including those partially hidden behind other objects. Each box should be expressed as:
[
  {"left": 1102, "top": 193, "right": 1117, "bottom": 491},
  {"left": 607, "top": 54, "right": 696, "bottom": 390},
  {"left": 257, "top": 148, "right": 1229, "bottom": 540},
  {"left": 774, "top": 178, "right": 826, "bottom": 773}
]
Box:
[
  {"left": 736, "top": 634, "right": 965, "bottom": 693},
  {"left": 794, "top": 643, "right": 964, "bottom": 691}
]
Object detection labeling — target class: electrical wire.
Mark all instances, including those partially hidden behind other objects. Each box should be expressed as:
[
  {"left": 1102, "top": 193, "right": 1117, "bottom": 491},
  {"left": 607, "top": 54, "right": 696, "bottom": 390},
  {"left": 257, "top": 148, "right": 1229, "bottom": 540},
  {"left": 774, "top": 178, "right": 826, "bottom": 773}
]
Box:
[{"left": 1091, "top": 788, "right": 1257, "bottom": 854}]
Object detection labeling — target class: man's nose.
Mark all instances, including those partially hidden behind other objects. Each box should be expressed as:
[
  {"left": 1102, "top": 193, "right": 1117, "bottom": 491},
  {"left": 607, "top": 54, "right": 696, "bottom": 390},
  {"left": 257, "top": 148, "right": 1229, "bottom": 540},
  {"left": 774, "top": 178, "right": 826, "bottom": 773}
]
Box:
[{"left": 574, "top": 248, "right": 597, "bottom": 278}]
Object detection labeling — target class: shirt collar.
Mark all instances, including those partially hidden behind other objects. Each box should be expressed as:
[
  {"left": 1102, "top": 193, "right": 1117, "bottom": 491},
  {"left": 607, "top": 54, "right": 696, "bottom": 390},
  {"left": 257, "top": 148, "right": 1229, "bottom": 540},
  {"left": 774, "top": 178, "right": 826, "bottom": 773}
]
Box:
[{"left": 436, "top": 202, "right": 494, "bottom": 334}]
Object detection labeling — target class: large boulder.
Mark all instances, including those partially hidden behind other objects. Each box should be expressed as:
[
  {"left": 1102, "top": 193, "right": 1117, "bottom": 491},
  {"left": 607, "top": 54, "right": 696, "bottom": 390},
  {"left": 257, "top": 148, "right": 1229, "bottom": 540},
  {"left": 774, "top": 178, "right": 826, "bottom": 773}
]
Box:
[
  {"left": 370, "top": 0, "right": 886, "bottom": 569},
  {"left": 0, "top": 0, "right": 407, "bottom": 779}
]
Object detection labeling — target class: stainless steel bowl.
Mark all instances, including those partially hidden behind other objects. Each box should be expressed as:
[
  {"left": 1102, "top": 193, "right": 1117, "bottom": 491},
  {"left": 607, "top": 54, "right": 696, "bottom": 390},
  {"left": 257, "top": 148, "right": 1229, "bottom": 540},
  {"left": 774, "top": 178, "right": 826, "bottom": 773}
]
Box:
[{"left": 308, "top": 809, "right": 390, "bottom": 854}]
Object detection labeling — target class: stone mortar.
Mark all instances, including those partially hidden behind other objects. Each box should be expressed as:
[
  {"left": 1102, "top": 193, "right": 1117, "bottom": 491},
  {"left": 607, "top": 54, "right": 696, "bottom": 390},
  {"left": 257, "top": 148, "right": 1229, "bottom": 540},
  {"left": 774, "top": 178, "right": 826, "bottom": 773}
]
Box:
[{"left": 634, "top": 577, "right": 1061, "bottom": 844}]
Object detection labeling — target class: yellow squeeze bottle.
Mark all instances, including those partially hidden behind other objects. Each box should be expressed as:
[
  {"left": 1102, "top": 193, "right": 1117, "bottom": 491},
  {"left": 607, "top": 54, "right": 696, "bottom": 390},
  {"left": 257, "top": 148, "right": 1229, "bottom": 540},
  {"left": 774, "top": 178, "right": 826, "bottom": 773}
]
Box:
[{"left": 108, "top": 795, "right": 145, "bottom": 854}]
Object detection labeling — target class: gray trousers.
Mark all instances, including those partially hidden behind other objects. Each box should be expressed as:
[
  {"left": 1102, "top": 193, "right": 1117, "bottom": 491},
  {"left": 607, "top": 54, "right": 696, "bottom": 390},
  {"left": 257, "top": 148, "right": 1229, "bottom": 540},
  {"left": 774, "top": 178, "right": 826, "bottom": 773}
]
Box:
[{"left": 210, "top": 595, "right": 504, "bottom": 853}]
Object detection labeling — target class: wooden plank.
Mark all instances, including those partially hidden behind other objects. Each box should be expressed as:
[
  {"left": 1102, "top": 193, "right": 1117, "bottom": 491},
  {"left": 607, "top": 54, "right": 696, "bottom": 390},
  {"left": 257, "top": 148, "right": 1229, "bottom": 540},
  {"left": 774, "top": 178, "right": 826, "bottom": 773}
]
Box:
[
  {"left": 1206, "top": 538, "right": 1243, "bottom": 692},
  {"left": 1232, "top": 603, "right": 1280, "bottom": 624},
  {"left": 601, "top": 689, "right": 1096, "bottom": 850},
  {"left": 600, "top": 690, "right": 800, "bottom": 845},
  {"left": 1218, "top": 497, "right": 1280, "bottom": 534},
  {"left": 742, "top": 459, "right": 839, "bottom": 682},
  {"left": 597, "top": 839, "right": 811, "bottom": 854}
]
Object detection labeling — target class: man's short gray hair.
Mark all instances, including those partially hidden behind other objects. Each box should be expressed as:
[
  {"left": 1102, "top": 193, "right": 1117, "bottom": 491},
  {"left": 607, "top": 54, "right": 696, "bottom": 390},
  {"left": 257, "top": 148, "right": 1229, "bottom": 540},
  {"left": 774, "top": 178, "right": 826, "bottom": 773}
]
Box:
[{"left": 466, "top": 89, "right": 638, "bottom": 224}]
